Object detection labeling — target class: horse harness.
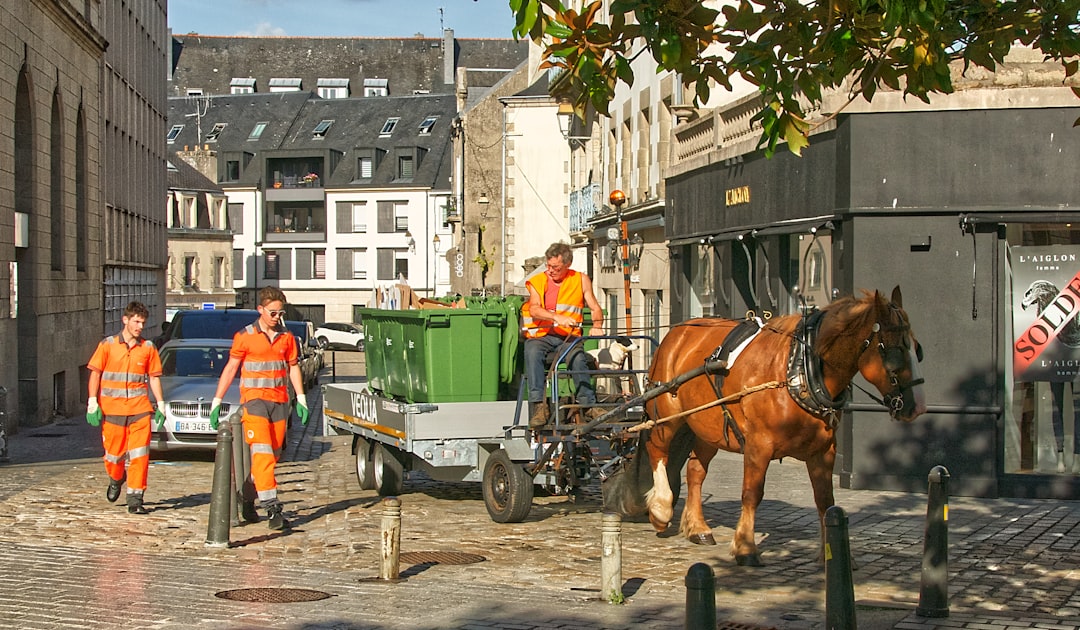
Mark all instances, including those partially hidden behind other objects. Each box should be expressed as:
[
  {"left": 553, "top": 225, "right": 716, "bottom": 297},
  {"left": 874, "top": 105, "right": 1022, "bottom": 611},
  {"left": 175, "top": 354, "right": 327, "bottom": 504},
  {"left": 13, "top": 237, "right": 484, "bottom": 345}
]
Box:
[{"left": 787, "top": 309, "right": 849, "bottom": 428}]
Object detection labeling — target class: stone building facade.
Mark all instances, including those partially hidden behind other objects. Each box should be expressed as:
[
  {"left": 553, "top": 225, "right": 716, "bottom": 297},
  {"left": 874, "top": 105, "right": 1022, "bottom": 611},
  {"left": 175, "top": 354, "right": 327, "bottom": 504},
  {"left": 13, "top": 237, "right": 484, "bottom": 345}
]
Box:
[{"left": 0, "top": 0, "right": 167, "bottom": 429}]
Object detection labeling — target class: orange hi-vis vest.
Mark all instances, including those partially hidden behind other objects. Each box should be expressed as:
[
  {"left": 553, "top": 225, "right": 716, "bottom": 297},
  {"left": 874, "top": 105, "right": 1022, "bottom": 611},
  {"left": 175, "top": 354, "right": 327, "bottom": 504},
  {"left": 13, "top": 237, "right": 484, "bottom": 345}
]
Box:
[
  {"left": 231, "top": 322, "right": 298, "bottom": 404},
  {"left": 88, "top": 335, "right": 163, "bottom": 416},
  {"left": 522, "top": 269, "right": 585, "bottom": 338}
]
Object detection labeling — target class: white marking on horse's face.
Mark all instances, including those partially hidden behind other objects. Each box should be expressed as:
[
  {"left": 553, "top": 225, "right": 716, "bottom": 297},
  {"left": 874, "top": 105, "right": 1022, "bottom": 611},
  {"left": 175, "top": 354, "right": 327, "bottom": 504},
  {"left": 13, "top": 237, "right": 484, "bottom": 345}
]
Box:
[{"left": 907, "top": 343, "right": 927, "bottom": 420}]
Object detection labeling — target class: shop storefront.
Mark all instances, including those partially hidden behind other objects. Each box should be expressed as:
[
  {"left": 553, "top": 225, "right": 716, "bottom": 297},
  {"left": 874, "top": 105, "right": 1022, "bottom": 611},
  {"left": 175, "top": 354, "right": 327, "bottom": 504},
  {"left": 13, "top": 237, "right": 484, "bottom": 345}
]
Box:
[{"left": 666, "top": 105, "right": 1080, "bottom": 498}]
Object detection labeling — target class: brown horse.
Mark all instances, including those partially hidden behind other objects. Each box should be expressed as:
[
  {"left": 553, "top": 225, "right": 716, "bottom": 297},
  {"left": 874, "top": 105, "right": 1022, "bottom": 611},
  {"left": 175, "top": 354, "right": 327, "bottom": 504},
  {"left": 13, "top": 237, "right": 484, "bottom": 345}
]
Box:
[{"left": 618, "top": 287, "right": 925, "bottom": 566}]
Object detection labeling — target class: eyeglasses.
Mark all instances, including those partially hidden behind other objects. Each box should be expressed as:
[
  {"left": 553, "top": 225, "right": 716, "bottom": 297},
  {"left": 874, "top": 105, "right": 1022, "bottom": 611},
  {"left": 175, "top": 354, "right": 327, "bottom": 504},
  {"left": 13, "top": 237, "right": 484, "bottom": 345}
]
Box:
[{"left": 263, "top": 309, "right": 287, "bottom": 319}]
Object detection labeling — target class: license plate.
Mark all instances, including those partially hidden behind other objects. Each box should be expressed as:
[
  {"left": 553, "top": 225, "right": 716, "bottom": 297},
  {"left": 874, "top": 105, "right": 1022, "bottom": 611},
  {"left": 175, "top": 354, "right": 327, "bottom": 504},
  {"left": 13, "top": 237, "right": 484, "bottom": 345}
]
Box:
[{"left": 175, "top": 421, "right": 212, "bottom": 433}]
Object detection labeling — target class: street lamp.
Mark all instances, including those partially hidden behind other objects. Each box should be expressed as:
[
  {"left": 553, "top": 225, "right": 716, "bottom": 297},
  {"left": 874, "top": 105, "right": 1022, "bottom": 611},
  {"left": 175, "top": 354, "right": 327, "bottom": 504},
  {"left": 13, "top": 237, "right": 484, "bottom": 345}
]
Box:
[
  {"left": 556, "top": 98, "right": 591, "bottom": 145},
  {"left": 609, "top": 189, "right": 631, "bottom": 335},
  {"left": 431, "top": 234, "right": 441, "bottom": 298}
]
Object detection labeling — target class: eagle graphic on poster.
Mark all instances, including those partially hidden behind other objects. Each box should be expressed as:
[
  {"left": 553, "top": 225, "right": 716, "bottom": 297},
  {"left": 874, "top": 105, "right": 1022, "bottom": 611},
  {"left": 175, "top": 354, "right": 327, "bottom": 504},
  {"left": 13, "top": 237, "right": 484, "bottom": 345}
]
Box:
[{"left": 1021, "top": 280, "right": 1080, "bottom": 348}]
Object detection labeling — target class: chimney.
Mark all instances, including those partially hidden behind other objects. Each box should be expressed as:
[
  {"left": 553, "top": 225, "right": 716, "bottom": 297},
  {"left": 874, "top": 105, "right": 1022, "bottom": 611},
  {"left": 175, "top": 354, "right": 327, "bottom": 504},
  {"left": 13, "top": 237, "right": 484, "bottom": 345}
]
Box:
[{"left": 443, "top": 28, "right": 455, "bottom": 86}]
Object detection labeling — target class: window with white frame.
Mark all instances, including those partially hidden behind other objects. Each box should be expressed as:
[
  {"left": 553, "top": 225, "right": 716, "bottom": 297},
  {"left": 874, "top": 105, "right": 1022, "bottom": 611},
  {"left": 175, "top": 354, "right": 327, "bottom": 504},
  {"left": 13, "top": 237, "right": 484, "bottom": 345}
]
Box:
[
  {"left": 230, "top": 77, "right": 256, "bottom": 94},
  {"left": 268, "top": 78, "right": 302, "bottom": 92},
  {"left": 352, "top": 203, "right": 367, "bottom": 232},
  {"left": 418, "top": 116, "right": 438, "bottom": 135},
  {"left": 352, "top": 249, "right": 367, "bottom": 280},
  {"left": 358, "top": 156, "right": 373, "bottom": 178},
  {"left": 205, "top": 123, "right": 226, "bottom": 142},
  {"left": 394, "top": 203, "right": 408, "bottom": 232},
  {"left": 167, "top": 124, "right": 184, "bottom": 143},
  {"left": 397, "top": 155, "right": 414, "bottom": 179},
  {"left": 312, "top": 120, "right": 333, "bottom": 139},
  {"left": 380, "top": 117, "right": 399, "bottom": 136}
]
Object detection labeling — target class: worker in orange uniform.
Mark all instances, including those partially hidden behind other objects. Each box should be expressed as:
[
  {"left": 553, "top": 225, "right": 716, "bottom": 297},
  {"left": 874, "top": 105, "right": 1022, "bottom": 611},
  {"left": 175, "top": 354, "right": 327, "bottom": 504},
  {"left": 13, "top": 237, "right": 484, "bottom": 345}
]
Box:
[
  {"left": 86, "top": 301, "right": 167, "bottom": 515},
  {"left": 209, "top": 286, "right": 309, "bottom": 530},
  {"left": 521, "top": 241, "right": 604, "bottom": 429}
]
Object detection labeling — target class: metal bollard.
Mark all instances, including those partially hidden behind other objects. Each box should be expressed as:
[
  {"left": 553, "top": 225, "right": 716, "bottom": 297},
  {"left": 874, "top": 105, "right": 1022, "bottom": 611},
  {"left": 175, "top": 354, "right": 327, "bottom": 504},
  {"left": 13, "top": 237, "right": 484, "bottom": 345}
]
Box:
[
  {"left": 229, "top": 413, "right": 245, "bottom": 526},
  {"left": 379, "top": 497, "right": 401, "bottom": 580},
  {"left": 917, "top": 465, "right": 950, "bottom": 618},
  {"left": 684, "top": 562, "right": 716, "bottom": 630},
  {"left": 600, "top": 512, "right": 623, "bottom": 603},
  {"left": 824, "top": 505, "right": 857, "bottom": 630},
  {"left": 205, "top": 419, "right": 234, "bottom": 548}
]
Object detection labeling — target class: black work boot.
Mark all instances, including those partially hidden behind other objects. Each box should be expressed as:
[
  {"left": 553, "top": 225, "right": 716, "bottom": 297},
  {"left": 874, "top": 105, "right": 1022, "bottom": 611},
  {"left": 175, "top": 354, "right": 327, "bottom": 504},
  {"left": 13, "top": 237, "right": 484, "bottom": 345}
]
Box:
[
  {"left": 241, "top": 499, "right": 260, "bottom": 523},
  {"left": 528, "top": 401, "right": 550, "bottom": 429},
  {"left": 265, "top": 501, "right": 286, "bottom": 531},
  {"left": 106, "top": 473, "right": 126, "bottom": 503},
  {"left": 126, "top": 493, "right": 149, "bottom": 514}
]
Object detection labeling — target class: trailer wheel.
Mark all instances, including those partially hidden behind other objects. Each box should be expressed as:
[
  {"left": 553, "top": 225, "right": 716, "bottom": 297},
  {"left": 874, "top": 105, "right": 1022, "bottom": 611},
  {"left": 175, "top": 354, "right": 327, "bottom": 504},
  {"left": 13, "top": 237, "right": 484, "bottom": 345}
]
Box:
[
  {"left": 373, "top": 442, "right": 404, "bottom": 496},
  {"left": 482, "top": 449, "right": 533, "bottom": 523},
  {"left": 354, "top": 437, "right": 375, "bottom": 490}
]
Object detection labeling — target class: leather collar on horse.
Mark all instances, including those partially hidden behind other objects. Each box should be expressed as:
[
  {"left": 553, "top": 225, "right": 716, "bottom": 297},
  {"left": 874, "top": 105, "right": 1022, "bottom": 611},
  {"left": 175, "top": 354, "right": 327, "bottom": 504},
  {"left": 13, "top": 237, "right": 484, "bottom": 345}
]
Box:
[{"left": 786, "top": 309, "right": 849, "bottom": 428}]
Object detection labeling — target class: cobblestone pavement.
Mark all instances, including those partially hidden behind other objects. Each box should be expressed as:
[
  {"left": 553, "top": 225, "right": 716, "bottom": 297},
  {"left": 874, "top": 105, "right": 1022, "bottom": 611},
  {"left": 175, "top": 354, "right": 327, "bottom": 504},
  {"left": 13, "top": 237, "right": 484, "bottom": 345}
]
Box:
[{"left": 1, "top": 352, "right": 1080, "bottom": 628}]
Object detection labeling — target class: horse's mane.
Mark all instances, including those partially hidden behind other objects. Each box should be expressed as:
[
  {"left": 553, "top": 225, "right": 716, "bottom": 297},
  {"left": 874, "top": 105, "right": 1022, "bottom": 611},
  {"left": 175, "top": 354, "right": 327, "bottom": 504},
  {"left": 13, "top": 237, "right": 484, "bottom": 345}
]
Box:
[{"left": 816, "top": 290, "right": 888, "bottom": 356}]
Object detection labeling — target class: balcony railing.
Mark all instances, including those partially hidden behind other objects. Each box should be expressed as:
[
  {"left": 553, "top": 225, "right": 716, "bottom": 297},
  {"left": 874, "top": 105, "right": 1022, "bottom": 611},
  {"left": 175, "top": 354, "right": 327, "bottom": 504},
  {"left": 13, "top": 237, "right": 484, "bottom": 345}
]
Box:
[{"left": 569, "top": 182, "right": 602, "bottom": 233}]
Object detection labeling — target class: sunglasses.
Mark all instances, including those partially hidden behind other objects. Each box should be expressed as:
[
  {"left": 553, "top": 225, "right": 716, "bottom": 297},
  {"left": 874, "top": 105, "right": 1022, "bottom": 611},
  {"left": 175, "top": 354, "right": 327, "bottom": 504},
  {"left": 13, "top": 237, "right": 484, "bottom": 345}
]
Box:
[{"left": 263, "top": 309, "right": 287, "bottom": 318}]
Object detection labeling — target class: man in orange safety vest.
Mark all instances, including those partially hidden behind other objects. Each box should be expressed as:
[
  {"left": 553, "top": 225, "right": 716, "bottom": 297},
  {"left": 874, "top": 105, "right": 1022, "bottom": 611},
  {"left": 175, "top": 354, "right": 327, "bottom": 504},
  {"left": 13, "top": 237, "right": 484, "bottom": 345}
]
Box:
[
  {"left": 86, "top": 301, "right": 166, "bottom": 514},
  {"left": 209, "top": 286, "right": 309, "bottom": 530},
  {"left": 522, "top": 242, "right": 605, "bottom": 429}
]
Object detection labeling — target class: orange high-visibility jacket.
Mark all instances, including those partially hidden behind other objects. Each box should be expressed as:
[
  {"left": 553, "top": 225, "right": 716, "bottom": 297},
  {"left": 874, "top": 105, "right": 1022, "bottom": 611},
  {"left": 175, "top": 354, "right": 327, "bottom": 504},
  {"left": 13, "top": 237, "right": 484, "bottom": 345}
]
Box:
[
  {"left": 522, "top": 270, "right": 584, "bottom": 339},
  {"left": 231, "top": 323, "right": 298, "bottom": 404},
  {"left": 88, "top": 335, "right": 163, "bottom": 416}
]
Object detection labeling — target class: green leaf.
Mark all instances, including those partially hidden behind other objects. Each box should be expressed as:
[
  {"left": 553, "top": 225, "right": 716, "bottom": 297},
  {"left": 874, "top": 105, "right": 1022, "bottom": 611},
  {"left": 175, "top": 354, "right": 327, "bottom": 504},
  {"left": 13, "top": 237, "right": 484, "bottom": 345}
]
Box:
[{"left": 545, "top": 21, "right": 574, "bottom": 39}]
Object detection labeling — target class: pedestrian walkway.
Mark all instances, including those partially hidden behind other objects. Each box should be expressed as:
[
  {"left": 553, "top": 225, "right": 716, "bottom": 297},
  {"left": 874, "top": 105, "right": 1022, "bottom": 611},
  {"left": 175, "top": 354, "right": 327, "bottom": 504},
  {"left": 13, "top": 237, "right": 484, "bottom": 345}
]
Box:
[{"left": 1, "top": 367, "right": 1080, "bottom": 628}]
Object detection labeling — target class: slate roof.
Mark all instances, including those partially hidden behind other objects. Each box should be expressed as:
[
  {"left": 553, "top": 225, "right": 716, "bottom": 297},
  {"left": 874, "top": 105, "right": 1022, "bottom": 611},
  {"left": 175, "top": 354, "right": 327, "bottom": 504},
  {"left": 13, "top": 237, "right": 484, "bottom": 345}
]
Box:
[
  {"left": 166, "top": 91, "right": 457, "bottom": 190},
  {"left": 169, "top": 34, "right": 529, "bottom": 98},
  {"left": 167, "top": 154, "right": 223, "bottom": 193}
]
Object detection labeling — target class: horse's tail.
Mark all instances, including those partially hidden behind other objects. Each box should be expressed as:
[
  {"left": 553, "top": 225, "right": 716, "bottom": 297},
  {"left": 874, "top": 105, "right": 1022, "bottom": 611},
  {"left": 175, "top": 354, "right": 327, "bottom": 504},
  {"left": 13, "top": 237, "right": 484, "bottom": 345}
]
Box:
[{"left": 602, "top": 431, "right": 654, "bottom": 516}]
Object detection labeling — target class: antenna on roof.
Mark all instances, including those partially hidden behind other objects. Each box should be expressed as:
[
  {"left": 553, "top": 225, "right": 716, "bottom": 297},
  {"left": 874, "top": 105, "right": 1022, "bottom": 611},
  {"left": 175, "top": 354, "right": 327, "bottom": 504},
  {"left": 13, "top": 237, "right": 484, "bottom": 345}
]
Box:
[{"left": 439, "top": 7, "right": 444, "bottom": 32}]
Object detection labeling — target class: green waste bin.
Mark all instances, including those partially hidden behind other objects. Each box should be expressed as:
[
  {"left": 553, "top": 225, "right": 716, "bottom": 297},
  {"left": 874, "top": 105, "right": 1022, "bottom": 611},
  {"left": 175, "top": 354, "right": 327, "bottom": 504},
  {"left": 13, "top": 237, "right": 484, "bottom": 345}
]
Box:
[{"left": 357, "top": 307, "right": 508, "bottom": 403}]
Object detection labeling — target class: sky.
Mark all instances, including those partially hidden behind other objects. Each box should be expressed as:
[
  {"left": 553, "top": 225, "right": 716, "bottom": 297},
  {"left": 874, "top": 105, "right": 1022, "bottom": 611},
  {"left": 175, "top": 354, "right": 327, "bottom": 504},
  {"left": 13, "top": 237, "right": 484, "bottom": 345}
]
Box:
[{"left": 168, "top": 0, "right": 521, "bottom": 39}]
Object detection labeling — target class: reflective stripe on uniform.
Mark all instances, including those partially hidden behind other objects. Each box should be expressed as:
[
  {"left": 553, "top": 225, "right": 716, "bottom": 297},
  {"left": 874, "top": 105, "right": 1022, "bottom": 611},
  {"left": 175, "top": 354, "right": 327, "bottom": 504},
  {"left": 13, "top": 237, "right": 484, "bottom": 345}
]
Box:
[
  {"left": 128, "top": 445, "right": 149, "bottom": 460},
  {"left": 241, "top": 376, "right": 287, "bottom": 388},
  {"left": 251, "top": 443, "right": 275, "bottom": 455}
]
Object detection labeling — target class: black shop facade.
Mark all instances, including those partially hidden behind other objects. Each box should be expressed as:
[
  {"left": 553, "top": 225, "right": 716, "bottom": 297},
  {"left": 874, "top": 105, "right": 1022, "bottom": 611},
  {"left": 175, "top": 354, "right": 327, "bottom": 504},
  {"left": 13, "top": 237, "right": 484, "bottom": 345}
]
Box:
[{"left": 664, "top": 102, "right": 1080, "bottom": 499}]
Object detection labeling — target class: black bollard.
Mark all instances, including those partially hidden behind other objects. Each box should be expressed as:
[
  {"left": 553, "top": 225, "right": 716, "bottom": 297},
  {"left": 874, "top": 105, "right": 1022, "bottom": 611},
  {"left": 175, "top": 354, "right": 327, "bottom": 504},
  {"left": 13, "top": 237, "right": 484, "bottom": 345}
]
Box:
[
  {"left": 684, "top": 562, "right": 716, "bottom": 630},
  {"left": 824, "top": 505, "right": 857, "bottom": 630},
  {"left": 917, "top": 465, "right": 950, "bottom": 618},
  {"left": 205, "top": 418, "right": 234, "bottom": 548},
  {"left": 229, "top": 413, "right": 245, "bottom": 526}
]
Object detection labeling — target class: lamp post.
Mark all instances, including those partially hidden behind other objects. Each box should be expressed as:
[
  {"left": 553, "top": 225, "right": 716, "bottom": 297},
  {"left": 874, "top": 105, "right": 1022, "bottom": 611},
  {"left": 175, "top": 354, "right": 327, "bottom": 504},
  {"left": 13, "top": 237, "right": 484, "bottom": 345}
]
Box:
[
  {"left": 609, "top": 189, "right": 630, "bottom": 335},
  {"left": 431, "top": 234, "right": 441, "bottom": 298}
]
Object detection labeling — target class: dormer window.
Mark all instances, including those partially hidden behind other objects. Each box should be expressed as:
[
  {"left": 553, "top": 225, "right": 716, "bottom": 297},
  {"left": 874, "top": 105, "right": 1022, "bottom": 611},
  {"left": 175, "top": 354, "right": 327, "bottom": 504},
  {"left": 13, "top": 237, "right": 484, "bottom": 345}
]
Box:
[
  {"left": 317, "top": 78, "right": 349, "bottom": 99},
  {"left": 418, "top": 116, "right": 438, "bottom": 135},
  {"left": 230, "top": 77, "right": 255, "bottom": 94},
  {"left": 205, "top": 123, "right": 226, "bottom": 142},
  {"left": 313, "top": 120, "right": 334, "bottom": 139},
  {"left": 380, "top": 117, "right": 400, "bottom": 136},
  {"left": 364, "top": 78, "right": 388, "bottom": 97},
  {"left": 268, "top": 78, "right": 302, "bottom": 92},
  {"left": 167, "top": 124, "right": 184, "bottom": 143}
]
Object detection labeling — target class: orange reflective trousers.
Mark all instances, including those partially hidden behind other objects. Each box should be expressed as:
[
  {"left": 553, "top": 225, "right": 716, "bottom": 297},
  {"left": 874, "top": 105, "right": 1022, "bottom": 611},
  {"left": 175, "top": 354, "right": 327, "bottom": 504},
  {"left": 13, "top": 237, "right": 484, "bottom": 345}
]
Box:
[
  {"left": 242, "top": 400, "right": 289, "bottom": 503},
  {"left": 102, "top": 413, "right": 151, "bottom": 491}
]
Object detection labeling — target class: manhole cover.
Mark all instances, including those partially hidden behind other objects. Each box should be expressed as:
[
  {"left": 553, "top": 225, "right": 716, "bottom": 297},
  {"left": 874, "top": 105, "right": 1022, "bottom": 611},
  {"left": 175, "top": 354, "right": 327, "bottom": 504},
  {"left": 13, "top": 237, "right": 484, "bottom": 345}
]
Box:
[
  {"left": 716, "top": 624, "right": 778, "bottom": 630},
  {"left": 215, "top": 588, "right": 331, "bottom": 603},
  {"left": 399, "top": 551, "right": 486, "bottom": 565}
]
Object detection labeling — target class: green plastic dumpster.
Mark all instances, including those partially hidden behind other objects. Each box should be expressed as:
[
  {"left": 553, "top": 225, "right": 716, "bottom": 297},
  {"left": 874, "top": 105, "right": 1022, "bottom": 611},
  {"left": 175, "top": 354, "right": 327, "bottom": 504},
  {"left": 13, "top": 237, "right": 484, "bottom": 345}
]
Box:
[{"left": 356, "top": 307, "right": 508, "bottom": 403}]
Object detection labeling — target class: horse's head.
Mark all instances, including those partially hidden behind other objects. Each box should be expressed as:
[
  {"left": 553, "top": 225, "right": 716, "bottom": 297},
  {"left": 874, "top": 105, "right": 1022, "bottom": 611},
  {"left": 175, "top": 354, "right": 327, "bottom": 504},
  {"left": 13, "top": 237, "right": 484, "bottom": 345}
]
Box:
[{"left": 857, "top": 286, "right": 927, "bottom": 422}]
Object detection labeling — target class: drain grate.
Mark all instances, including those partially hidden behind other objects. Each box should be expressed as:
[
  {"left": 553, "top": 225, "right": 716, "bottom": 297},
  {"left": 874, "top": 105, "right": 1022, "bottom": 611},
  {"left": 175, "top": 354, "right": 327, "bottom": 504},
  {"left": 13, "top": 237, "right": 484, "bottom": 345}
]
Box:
[
  {"left": 29, "top": 433, "right": 68, "bottom": 438},
  {"left": 716, "top": 624, "right": 778, "bottom": 630},
  {"left": 215, "top": 588, "right": 331, "bottom": 603},
  {"left": 399, "top": 551, "right": 486, "bottom": 566}
]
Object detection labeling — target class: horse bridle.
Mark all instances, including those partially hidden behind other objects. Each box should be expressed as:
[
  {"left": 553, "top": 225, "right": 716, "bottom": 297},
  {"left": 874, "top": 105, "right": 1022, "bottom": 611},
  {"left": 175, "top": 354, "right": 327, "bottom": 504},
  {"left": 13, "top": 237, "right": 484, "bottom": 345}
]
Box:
[{"left": 858, "top": 303, "right": 924, "bottom": 418}]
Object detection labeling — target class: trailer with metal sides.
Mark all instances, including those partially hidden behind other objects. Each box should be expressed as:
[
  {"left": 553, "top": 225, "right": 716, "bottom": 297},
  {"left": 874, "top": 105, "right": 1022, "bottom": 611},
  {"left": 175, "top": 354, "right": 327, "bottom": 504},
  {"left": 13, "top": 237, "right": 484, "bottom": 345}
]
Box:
[{"left": 320, "top": 298, "right": 656, "bottom": 522}]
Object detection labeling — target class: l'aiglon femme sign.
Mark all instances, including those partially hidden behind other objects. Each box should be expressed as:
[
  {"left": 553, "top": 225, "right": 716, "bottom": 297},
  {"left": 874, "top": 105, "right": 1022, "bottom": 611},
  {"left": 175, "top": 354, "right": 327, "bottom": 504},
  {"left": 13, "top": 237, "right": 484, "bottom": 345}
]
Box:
[{"left": 1013, "top": 246, "right": 1080, "bottom": 381}]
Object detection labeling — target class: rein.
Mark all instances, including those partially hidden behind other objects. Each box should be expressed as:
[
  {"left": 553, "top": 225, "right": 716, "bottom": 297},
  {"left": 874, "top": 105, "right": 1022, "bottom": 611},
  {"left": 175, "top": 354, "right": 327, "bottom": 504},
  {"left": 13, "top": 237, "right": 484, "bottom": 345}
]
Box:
[{"left": 623, "top": 380, "right": 784, "bottom": 433}]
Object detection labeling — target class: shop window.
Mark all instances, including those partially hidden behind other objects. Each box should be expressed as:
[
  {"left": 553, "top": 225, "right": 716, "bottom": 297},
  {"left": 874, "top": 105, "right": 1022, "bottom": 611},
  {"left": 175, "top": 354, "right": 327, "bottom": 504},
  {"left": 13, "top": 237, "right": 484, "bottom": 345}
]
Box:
[{"left": 1006, "top": 223, "right": 1080, "bottom": 475}]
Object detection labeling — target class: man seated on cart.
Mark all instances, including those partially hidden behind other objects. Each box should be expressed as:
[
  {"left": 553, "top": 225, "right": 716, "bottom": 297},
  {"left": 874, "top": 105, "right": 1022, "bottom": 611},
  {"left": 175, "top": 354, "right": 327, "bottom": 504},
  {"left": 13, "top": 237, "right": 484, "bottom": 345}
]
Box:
[{"left": 521, "top": 242, "right": 606, "bottom": 429}]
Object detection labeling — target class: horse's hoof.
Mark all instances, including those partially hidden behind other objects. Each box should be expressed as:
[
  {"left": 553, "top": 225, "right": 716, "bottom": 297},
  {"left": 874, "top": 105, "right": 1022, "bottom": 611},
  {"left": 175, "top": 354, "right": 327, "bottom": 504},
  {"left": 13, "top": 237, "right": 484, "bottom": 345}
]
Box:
[
  {"left": 688, "top": 533, "right": 716, "bottom": 546},
  {"left": 735, "top": 554, "right": 764, "bottom": 567}
]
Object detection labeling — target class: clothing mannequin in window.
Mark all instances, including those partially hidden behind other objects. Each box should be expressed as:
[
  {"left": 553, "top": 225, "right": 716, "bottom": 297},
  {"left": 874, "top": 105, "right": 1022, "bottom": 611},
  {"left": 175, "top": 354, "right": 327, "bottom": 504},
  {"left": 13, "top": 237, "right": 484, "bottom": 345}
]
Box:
[{"left": 1050, "top": 380, "right": 1080, "bottom": 473}]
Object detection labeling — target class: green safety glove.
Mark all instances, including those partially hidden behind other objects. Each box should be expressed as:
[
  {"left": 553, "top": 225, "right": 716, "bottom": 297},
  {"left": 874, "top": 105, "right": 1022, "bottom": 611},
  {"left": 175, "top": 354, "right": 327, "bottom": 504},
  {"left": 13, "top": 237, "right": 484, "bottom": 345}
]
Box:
[
  {"left": 86, "top": 397, "right": 102, "bottom": 427},
  {"left": 153, "top": 401, "right": 167, "bottom": 430},
  {"left": 296, "top": 394, "right": 310, "bottom": 426},
  {"left": 209, "top": 397, "right": 222, "bottom": 431}
]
